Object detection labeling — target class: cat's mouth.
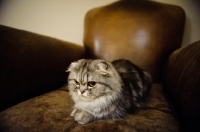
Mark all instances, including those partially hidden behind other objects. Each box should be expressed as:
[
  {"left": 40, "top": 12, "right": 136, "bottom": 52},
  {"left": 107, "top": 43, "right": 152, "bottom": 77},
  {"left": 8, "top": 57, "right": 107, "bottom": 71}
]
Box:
[{"left": 77, "top": 91, "right": 95, "bottom": 102}]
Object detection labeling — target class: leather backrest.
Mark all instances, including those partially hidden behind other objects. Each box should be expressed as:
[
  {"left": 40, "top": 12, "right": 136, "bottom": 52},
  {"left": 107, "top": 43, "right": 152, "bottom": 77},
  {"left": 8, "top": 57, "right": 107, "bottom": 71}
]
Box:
[{"left": 84, "top": 0, "right": 185, "bottom": 82}]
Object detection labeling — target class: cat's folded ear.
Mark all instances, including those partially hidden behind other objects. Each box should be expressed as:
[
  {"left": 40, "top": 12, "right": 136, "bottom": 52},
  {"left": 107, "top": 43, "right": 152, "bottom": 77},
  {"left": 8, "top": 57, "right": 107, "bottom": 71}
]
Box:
[
  {"left": 97, "top": 61, "right": 111, "bottom": 75},
  {"left": 66, "top": 61, "right": 78, "bottom": 72},
  {"left": 66, "top": 59, "right": 86, "bottom": 72}
]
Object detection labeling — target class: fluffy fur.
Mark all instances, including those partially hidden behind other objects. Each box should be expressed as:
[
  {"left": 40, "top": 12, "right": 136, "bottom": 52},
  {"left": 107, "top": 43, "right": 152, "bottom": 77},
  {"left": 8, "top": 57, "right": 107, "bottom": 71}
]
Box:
[{"left": 67, "top": 59, "right": 151, "bottom": 124}]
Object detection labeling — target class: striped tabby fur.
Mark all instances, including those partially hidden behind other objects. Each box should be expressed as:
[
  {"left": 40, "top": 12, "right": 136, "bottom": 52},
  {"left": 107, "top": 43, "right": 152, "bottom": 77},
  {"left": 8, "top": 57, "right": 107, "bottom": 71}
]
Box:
[{"left": 67, "top": 59, "right": 151, "bottom": 124}]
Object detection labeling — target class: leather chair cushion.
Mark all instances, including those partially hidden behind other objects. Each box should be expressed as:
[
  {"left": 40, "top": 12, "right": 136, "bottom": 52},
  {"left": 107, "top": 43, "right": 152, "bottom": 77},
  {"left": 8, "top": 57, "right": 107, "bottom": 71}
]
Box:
[{"left": 0, "top": 84, "right": 182, "bottom": 132}]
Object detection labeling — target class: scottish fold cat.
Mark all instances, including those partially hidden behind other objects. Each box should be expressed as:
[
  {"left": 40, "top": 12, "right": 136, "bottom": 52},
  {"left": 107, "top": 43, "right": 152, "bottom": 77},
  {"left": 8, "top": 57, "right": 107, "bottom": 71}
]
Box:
[{"left": 67, "top": 59, "right": 151, "bottom": 124}]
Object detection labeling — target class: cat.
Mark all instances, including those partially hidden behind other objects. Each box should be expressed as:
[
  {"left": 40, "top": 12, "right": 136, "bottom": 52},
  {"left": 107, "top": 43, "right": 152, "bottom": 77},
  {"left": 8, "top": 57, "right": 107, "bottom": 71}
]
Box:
[{"left": 66, "top": 59, "right": 152, "bottom": 125}]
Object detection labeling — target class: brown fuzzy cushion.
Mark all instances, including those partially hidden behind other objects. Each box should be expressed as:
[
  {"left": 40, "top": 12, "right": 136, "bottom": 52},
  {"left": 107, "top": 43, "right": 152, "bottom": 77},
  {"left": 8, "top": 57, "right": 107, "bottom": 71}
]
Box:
[{"left": 0, "top": 84, "right": 182, "bottom": 132}]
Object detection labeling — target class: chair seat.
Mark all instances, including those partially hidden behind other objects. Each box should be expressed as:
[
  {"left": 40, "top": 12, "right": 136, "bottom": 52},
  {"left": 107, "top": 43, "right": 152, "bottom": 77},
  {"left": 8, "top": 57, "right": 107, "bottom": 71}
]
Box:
[{"left": 0, "top": 84, "right": 182, "bottom": 132}]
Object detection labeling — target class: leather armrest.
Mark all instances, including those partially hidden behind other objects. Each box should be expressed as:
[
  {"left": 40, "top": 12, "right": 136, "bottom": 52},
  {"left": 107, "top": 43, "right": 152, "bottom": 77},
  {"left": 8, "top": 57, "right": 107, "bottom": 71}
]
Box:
[
  {"left": 163, "top": 40, "right": 200, "bottom": 131},
  {"left": 0, "top": 25, "right": 85, "bottom": 112}
]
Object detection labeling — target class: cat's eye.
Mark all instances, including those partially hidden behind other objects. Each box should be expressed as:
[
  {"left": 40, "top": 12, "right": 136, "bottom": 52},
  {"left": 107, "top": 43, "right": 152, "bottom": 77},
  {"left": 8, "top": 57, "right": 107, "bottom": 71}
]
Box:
[
  {"left": 73, "top": 79, "right": 79, "bottom": 86},
  {"left": 88, "top": 81, "right": 96, "bottom": 87}
]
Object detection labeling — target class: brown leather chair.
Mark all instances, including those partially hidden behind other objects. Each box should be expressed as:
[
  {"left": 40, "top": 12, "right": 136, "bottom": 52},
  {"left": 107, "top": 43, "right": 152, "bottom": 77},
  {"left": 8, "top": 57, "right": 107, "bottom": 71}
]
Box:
[{"left": 1, "top": 0, "right": 199, "bottom": 131}]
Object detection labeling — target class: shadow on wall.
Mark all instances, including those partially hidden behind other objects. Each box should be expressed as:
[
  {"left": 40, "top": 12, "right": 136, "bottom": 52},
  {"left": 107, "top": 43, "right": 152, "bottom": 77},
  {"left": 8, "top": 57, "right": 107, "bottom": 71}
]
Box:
[
  {"left": 182, "top": 16, "right": 191, "bottom": 47},
  {"left": 181, "top": 0, "right": 200, "bottom": 47}
]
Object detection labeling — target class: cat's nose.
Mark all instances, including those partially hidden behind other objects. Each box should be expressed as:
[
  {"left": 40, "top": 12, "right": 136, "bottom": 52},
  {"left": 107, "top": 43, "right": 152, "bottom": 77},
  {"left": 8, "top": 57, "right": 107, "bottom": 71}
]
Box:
[{"left": 80, "top": 90, "right": 85, "bottom": 94}]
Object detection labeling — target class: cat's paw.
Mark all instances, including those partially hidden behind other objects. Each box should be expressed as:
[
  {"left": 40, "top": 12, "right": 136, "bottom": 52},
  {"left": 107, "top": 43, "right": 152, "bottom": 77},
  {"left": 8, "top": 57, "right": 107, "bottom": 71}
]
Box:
[
  {"left": 70, "top": 108, "right": 77, "bottom": 117},
  {"left": 71, "top": 109, "right": 93, "bottom": 125}
]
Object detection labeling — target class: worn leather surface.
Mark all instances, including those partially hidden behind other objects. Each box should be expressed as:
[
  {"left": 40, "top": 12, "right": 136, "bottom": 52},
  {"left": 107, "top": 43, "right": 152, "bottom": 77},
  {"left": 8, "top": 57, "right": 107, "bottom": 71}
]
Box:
[
  {"left": 0, "top": 84, "right": 182, "bottom": 132},
  {"left": 163, "top": 40, "right": 200, "bottom": 132},
  {"left": 84, "top": 0, "right": 185, "bottom": 82},
  {"left": 0, "top": 25, "right": 85, "bottom": 112}
]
